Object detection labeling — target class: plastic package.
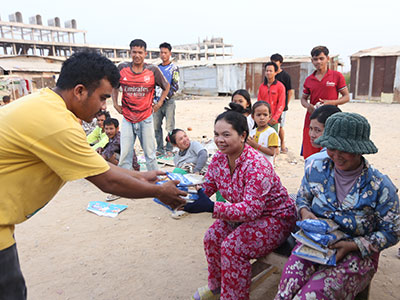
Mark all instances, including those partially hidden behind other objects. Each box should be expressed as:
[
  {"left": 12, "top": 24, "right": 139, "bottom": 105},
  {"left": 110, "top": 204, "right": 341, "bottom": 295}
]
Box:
[
  {"left": 296, "top": 218, "right": 339, "bottom": 234},
  {"left": 302, "top": 230, "right": 349, "bottom": 247},
  {"left": 293, "top": 244, "right": 336, "bottom": 266}
]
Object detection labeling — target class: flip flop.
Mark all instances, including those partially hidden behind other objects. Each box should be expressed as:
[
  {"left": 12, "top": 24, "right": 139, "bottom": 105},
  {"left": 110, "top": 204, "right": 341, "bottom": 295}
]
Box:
[{"left": 192, "top": 285, "right": 220, "bottom": 300}]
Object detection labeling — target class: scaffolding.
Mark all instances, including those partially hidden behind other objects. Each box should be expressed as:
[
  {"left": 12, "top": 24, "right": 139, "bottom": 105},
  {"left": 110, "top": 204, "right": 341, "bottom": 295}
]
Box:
[{"left": 0, "top": 12, "right": 233, "bottom": 62}]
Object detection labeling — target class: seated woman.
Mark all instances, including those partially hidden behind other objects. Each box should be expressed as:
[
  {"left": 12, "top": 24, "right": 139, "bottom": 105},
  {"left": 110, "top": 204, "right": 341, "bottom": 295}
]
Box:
[
  {"left": 184, "top": 107, "right": 296, "bottom": 300},
  {"left": 167, "top": 129, "right": 208, "bottom": 174},
  {"left": 275, "top": 112, "right": 400, "bottom": 300},
  {"left": 304, "top": 105, "right": 341, "bottom": 170}
]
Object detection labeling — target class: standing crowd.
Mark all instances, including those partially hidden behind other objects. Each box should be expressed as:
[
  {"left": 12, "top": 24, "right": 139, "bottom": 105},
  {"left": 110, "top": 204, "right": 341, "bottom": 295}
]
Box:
[{"left": 0, "top": 40, "right": 398, "bottom": 300}]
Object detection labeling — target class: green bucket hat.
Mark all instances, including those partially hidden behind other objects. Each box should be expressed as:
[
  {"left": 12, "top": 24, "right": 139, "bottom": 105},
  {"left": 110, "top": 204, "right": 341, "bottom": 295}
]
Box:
[{"left": 314, "top": 112, "right": 378, "bottom": 154}]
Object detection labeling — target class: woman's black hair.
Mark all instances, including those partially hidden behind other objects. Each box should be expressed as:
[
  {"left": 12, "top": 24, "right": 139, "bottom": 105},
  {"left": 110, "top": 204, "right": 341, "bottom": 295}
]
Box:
[
  {"left": 231, "top": 89, "right": 252, "bottom": 114},
  {"left": 215, "top": 104, "right": 249, "bottom": 142},
  {"left": 309, "top": 105, "right": 342, "bottom": 125},
  {"left": 166, "top": 128, "right": 184, "bottom": 145}
]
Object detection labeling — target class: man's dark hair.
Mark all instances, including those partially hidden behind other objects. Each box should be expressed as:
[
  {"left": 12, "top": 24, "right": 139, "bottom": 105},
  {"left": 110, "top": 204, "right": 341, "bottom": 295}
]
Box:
[
  {"left": 2, "top": 95, "right": 10, "bottom": 103},
  {"left": 270, "top": 53, "right": 283, "bottom": 63},
  {"left": 159, "top": 42, "right": 172, "bottom": 51},
  {"left": 215, "top": 106, "right": 249, "bottom": 142},
  {"left": 311, "top": 46, "right": 329, "bottom": 57},
  {"left": 265, "top": 61, "right": 278, "bottom": 72},
  {"left": 96, "top": 110, "right": 110, "bottom": 119},
  {"left": 56, "top": 51, "right": 120, "bottom": 94},
  {"left": 310, "top": 105, "right": 341, "bottom": 125},
  {"left": 104, "top": 118, "right": 119, "bottom": 128},
  {"left": 130, "top": 39, "right": 147, "bottom": 50}
]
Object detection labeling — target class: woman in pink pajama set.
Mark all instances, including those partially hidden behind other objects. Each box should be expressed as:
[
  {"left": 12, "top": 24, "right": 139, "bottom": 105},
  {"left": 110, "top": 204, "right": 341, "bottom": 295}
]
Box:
[{"left": 184, "top": 107, "right": 297, "bottom": 300}]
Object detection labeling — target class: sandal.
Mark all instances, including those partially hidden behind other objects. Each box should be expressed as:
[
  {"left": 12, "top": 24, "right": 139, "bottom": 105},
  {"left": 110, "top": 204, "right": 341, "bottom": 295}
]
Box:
[
  {"left": 106, "top": 194, "right": 120, "bottom": 202},
  {"left": 192, "top": 285, "right": 220, "bottom": 300}
]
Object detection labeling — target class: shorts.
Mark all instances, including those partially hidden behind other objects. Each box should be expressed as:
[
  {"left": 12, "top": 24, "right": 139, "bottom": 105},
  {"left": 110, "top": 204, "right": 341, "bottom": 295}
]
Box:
[{"left": 280, "top": 111, "right": 287, "bottom": 127}]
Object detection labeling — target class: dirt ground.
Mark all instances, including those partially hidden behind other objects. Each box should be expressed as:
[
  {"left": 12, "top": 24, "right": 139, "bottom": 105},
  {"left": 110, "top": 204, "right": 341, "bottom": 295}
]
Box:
[{"left": 16, "top": 97, "right": 400, "bottom": 300}]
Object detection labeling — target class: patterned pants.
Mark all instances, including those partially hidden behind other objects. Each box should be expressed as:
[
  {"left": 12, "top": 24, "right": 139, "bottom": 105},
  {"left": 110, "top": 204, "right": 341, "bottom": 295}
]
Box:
[
  {"left": 274, "top": 244, "right": 379, "bottom": 300},
  {"left": 204, "top": 216, "right": 295, "bottom": 300}
]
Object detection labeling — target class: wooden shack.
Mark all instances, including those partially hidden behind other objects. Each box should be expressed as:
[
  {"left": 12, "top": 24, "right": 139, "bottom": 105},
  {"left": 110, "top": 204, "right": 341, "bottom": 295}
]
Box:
[{"left": 350, "top": 46, "right": 400, "bottom": 103}]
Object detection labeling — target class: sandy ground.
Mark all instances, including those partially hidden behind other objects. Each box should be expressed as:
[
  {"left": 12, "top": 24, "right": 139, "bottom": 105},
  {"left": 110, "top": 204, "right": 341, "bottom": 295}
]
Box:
[{"left": 16, "top": 97, "right": 400, "bottom": 300}]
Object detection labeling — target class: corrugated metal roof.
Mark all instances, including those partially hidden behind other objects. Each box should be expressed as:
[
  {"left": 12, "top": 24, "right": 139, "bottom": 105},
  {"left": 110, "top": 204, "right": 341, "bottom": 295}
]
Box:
[
  {"left": 351, "top": 46, "right": 400, "bottom": 58},
  {"left": 0, "top": 55, "right": 63, "bottom": 72},
  {"left": 175, "top": 55, "right": 314, "bottom": 68}
]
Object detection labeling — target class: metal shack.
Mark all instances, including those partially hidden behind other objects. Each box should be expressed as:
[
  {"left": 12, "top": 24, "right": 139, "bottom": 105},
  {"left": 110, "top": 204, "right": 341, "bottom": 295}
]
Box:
[
  {"left": 0, "top": 55, "right": 63, "bottom": 91},
  {"left": 350, "top": 46, "right": 400, "bottom": 103},
  {"left": 177, "top": 56, "right": 338, "bottom": 99}
]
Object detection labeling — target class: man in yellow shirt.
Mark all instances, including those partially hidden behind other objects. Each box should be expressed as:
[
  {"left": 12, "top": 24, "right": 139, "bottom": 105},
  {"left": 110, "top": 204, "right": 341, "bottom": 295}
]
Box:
[{"left": 0, "top": 51, "right": 186, "bottom": 299}]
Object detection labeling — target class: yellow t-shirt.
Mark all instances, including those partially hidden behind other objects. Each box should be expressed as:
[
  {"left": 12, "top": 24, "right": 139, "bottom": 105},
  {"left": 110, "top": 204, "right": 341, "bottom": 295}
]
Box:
[{"left": 0, "top": 88, "right": 110, "bottom": 250}]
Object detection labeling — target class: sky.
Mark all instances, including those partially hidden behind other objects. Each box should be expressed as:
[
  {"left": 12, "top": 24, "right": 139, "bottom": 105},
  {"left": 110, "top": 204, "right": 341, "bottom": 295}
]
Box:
[{"left": 3, "top": 0, "right": 400, "bottom": 71}]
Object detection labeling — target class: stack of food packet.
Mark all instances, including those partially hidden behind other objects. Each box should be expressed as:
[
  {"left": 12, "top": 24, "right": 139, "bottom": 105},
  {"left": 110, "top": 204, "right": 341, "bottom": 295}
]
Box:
[
  {"left": 155, "top": 172, "right": 205, "bottom": 203},
  {"left": 292, "top": 218, "right": 348, "bottom": 266}
]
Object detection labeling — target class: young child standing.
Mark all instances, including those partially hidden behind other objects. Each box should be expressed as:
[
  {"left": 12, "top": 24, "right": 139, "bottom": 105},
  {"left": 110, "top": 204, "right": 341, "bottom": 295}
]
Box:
[{"left": 247, "top": 101, "right": 279, "bottom": 166}]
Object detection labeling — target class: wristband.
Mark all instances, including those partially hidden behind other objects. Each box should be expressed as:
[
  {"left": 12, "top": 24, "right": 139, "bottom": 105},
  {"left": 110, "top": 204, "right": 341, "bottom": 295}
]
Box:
[{"left": 257, "top": 144, "right": 261, "bottom": 150}]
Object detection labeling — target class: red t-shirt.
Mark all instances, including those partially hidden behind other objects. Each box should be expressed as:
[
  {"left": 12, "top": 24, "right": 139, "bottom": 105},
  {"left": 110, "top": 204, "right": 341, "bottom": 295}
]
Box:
[
  {"left": 257, "top": 80, "right": 286, "bottom": 123},
  {"left": 302, "top": 69, "right": 347, "bottom": 158},
  {"left": 118, "top": 63, "right": 169, "bottom": 123}
]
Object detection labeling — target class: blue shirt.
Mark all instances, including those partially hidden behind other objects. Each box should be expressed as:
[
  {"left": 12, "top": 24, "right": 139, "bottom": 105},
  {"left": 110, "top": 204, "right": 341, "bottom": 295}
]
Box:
[
  {"left": 297, "top": 156, "right": 400, "bottom": 257},
  {"left": 154, "top": 63, "right": 180, "bottom": 101}
]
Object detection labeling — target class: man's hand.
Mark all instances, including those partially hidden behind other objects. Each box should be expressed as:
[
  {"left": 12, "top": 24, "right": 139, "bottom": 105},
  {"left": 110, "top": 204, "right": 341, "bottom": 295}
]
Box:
[
  {"left": 114, "top": 103, "right": 123, "bottom": 114},
  {"left": 329, "top": 240, "right": 358, "bottom": 263},
  {"left": 306, "top": 103, "right": 315, "bottom": 114},
  {"left": 269, "top": 119, "right": 278, "bottom": 125},
  {"left": 157, "top": 180, "right": 187, "bottom": 210},
  {"left": 300, "top": 207, "right": 318, "bottom": 220},
  {"left": 320, "top": 99, "right": 336, "bottom": 106},
  {"left": 152, "top": 102, "right": 162, "bottom": 113},
  {"left": 141, "top": 170, "right": 166, "bottom": 183}
]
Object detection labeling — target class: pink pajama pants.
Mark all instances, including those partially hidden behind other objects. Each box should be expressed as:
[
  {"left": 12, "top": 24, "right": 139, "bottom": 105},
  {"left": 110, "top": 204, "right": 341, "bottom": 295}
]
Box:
[
  {"left": 204, "top": 216, "right": 295, "bottom": 300},
  {"left": 274, "top": 244, "right": 379, "bottom": 300}
]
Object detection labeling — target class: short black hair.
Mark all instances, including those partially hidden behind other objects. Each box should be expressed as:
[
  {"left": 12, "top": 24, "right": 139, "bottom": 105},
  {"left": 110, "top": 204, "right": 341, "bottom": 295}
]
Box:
[
  {"left": 310, "top": 105, "right": 341, "bottom": 125},
  {"left": 252, "top": 100, "right": 271, "bottom": 115},
  {"left": 270, "top": 53, "right": 283, "bottom": 63},
  {"left": 265, "top": 61, "right": 278, "bottom": 72},
  {"left": 215, "top": 106, "right": 249, "bottom": 142},
  {"left": 311, "top": 46, "right": 329, "bottom": 57},
  {"left": 130, "top": 39, "right": 147, "bottom": 50},
  {"left": 2, "top": 95, "right": 10, "bottom": 103},
  {"left": 166, "top": 128, "right": 184, "bottom": 145},
  {"left": 159, "top": 42, "right": 172, "bottom": 51},
  {"left": 56, "top": 51, "right": 120, "bottom": 94},
  {"left": 231, "top": 89, "right": 251, "bottom": 114},
  {"left": 96, "top": 110, "right": 110, "bottom": 119},
  {"left": 104, "top": 118, "right": 119, "bottom": 128}
]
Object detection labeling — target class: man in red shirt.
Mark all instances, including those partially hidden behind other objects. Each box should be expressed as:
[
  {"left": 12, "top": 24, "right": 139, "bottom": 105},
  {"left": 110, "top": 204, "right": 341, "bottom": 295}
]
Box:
[
  {"left": 112, "top": 39, "right": 170, "bottom": 171},
  {"left": 257, "top": 62, "right": 286, "bottom": 133},
  {"left": 300, "top": 46, "right": 349, "bottom": 158}
]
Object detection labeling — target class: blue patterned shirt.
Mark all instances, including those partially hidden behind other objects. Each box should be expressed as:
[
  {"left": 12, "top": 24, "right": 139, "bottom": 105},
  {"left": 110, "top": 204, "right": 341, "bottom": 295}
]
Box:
[{"left": 297, "top": 156, "right": 400, "bottom": 257}]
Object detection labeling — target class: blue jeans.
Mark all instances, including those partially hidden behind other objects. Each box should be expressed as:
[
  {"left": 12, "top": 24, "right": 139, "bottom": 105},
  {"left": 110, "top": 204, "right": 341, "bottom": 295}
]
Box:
[
  {"left": 0, "top": 244, "right": 27, "bottom": 300},
  {"left": 153, "top": 99, "right": 176, "bottom": 152},
  {"left": 119, "top": 115, "right": 158, "bottom": 171}
]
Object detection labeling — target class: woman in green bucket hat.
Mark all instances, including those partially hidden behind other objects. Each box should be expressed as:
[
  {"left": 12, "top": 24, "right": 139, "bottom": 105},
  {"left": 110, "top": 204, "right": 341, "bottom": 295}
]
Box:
[{"left": 275, "top": 112, "right": 400, "bottom": 300}]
